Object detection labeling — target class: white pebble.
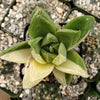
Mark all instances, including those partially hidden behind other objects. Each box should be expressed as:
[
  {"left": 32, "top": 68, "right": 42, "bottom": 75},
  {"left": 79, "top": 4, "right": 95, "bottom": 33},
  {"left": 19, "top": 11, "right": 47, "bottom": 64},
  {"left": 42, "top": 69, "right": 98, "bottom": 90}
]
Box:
[
  {"left": 15, "top": 81, "right": 20, "bottom": 85},
  {"left": 0, "top": 84, "right": 6, "bottom": 88},
  {"left": 9, "top": 9, "right": 13, "bottom": 14},
  {"left": 51, "top": 14, "right": 56, "bottom": 19},
  {"left": 5, "top": 17, "right": 9, "bottom": 21},
  {"left": 0, "top": 75, "right": 4, "bottom": 79},
  {"left": 19, "top": 93, "right": 23, "bottom": 98},
  {"left": 56, "top": 7, "right": 63, "bottom": 14},
  {"left": 13, "top": 6, "right": 18, "bottom": 11},
  {"left": 7, "top": 35, "right": 13, "bottom": 45},
  {"left": 25, "top": 89, "right": 30, "bottom": 94},
  {"left": 1, "top": 23, "right": 5, "bottom": 27}
]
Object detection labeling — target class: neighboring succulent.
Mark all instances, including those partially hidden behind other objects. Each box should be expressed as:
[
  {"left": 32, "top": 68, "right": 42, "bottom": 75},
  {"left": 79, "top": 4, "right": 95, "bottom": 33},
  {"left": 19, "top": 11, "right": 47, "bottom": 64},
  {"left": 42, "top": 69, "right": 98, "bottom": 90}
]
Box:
[
  {"left": 81, "top": 70, "right": 100, "bottom": 100},
  {"left": 0, "top": 7, "right": 95, "bottom": 88},
  {"left": 82, "top": 30, "right": 100, "bottom": 56},
  {"left": 0, "top": 60, "right": 14, "bottom": 74},
  {"left": 35, "top": 83, "right": 61, "bottom": 100}
]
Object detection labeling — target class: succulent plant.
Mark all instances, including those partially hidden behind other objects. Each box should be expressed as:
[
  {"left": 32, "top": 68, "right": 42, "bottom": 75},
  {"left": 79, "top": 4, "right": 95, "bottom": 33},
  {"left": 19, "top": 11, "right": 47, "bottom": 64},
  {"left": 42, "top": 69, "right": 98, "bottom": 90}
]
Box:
[
  {"left": 35, "top": 83, "right": 61, "bottom": 100},
  {"left": 82, "top": 29, "right": 100, "bottom": 56},
  {"left": 0, "top": 7, "right": 95, "bottom": 89}
]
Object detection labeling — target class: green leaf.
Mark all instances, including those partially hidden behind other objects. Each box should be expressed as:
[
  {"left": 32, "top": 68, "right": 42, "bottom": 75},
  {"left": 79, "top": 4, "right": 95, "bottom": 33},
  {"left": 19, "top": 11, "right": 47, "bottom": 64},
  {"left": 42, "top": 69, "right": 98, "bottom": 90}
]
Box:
[
  {"left": 52, "top": 43, "right": 67, "bottom": 65},
  {"left": 55, "top": 29, "right": 81, "bottom": 49},
  {"left": 53, "top": 68, "right": 67, "bottom": 86},
  {"left": 29, "top": 7, "right": 56, "bottom": 39},
  {"left": 30, "top": 7, "right": 40, "bottom": 20},
  {"left": 0, "top": 41, "right": 31, "bottom": 63},
  {"left": 28, "top": 37, "right": 46, "bottom": 64},
  {"left": 67, "top": 50, "right": 87, "bottom": 71},
  {"left": 54, "top": 22, "right": 61, "bottom": 31},
  {"left": 63, "top": 15, "right": 95, "bottom": 43},
  {"left": 31, "top": 7, "right": 52, "bottom": 21},
  {"left": 65, "top": 73, "right": 72, "bottom": 85},
  {"left": 0, "top": 41, "right": 30, "bottom": 57},
  {"left": 50, "top": 43, "right": 59, "bottom": 53},
  {"left": 88, "top": 87, "right": 100, "bottom": 98},
  {"left": 28, "top": 37, "right": 42, "bottom": 54},
  {"left": 41, "top": 33, "right": 58, "bottom": 47},
  {"left": 41, "top": 49, "right": 57, "bottom": 63}
]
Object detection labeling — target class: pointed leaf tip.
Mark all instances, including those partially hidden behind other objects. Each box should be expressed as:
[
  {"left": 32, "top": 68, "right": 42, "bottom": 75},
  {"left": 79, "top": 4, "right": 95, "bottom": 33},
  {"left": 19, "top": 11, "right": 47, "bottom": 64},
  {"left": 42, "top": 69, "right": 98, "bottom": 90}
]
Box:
[
  {"left": 64, "top": 15, "right": 95, "bottom": 44},
  {"left": 29, "top": 7, "right": 56, "bottom": 39},
  {"left": 55, "top": 29, "right": 81, "bottom": 49},
  {"left": 0, "top": 41, "right": 31, "bottom": 63},
  {"left": 23, "top": 58, "right": 54, "bottom": 88}
]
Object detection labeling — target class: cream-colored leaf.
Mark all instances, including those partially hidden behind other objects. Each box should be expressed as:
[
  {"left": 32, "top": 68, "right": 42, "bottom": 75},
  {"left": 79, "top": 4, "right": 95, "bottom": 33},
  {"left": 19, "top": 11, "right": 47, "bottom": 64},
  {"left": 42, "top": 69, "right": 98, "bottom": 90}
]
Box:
[
  {"left": 23, "top": 58, "right": 54, "bottom": 88},
  {"left": 0, "top": 49, "right": 31, "bottom": 63},
  {"left": 53, "top": 68, "right": 66, "bottom": 86},
  {"left": 52, "top": 43, "right": 66, "bottom": 65},
  {"left": 23, "top": 69, "right": 42, "bottom": 88},
  {"left": 31, "top": 50, "right": 46, "bottom": 64},
  {"left": 52, "top": 54, "right": 66, "bottom": 65},
  {"left": 55, "top": 59, "right": 89, "bottom": 78}
]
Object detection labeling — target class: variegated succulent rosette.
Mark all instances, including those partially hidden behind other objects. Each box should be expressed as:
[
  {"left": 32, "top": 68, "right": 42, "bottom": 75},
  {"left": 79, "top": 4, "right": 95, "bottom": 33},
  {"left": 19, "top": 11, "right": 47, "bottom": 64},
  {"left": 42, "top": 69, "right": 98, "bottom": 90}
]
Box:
[{"left": 0, "top": 7, "right": 95, "bottom": 88}]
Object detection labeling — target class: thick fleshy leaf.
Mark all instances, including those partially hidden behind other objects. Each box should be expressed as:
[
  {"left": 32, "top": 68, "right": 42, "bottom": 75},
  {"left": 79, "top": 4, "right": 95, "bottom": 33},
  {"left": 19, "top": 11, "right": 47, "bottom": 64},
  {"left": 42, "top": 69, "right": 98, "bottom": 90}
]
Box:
[
  {"left": 55, "top": 29, "right": 81, "bottom": 49},
  {"left": 55, "top": 59, "right": 88, "bottom": 78},
  {"left": 29, "top": 8, "right": 56, "bottom": 39},
  {"left": 52, "top": 43, "right": 67, "bottom": 65},
  {"left": 53, "top": 68, "right": 67, "bottom": 86},
  {"left": 41, "top": 49, "right": 57, "bottom": 63},
  {"left": 0, "top": 41, "right": 30, "bottom": 56},
  {"left": 41, "top": 33, "right": 58, "bottom": 47},
  {"left": 0, "top": 41, "right": 31, "bottom": 63},
  {"left": 23, "top": 58, "right": 54, "bottom": 88},
  {"left": 67, "top": 50, "right": 87, "bottom": 71},
  {"left": 0, "top": 49, "right": 31, "bottom": 63},
  {"left": 50, "top": 43, "right": 59, "bottom": 53},
  {"left": 54, "top": 22, "right": 61, "bottom": 31},
  {"left": 55, "top": 50, "right": 88, "bottom": 77},
  {"left": 28, "top": 37, "right": 46, "bottom": 64},
  {"left": 63, "top": 16, "right": 95, "bottom": 43},
  {"left": 31, "top": 7, "right": 52, "bottom": 21},
  {"left": 65, "top": 73, "right": 72, "bottom": 85}
]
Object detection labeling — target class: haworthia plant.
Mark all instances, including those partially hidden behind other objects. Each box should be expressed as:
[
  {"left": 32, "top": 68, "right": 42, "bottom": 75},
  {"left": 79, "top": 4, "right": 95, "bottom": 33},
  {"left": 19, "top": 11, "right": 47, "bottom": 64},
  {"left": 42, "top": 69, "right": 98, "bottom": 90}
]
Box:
[{"left": 0, "top": 7, "right": 95, "bottom": 88}]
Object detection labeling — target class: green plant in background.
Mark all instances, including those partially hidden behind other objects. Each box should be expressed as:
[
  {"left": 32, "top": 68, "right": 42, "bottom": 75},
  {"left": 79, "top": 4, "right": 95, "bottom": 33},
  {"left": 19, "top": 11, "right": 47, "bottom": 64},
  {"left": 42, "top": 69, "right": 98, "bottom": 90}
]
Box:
[
  {"left": 82, "top": 30, "right": 100, "bottom": 56},
  {"left": 0, "top": 7, "right": 94, "bottom": 88},
  {"left": 80, "top": 70, "right": 100, "bottom": 100},
  {"left": 35, "top": 83, "right": 61, "bottom": 100}
]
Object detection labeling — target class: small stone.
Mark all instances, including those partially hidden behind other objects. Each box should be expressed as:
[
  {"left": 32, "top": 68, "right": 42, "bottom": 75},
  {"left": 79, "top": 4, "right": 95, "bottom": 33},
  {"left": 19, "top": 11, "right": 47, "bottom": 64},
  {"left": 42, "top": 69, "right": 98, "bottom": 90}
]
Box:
[
  {"left": 0, "top": 17, "right": 2, "bottom": 21},
  {"left": 16, "top": 0, "right": 22, "bottom": 3},
  {"left": 15, "top": 81, "right": 20, "bottom": 85},
  {"left": 14, "top": 88, "right": 18, "bottom": 94},
  {"left": 56, "top": 7, "right": 63, "bottom": 14},
  {"left": 51, "top": 14, "right": 56, "bottom": 19},
  {"left": 13, "top": 38, "right": 17, "bottom": 43},
  {"left": 5, "top": 17, "right": 9, "bottom": 21},
  {"left": 19, "top": 93, "right": 23, "bottom": 98},
  {"left": 7, "top": 35, "right": 13, "bottom": 45},
  {"left": 1, "top": 23, "right": 5, "bottom": 27},
  {"left": 9, "top": 9, "right": 13, "bottom": 14},
  {"left": 19, "top": 13, "right": 23, "bottom": 18},
  {"left": 90, "top": 64, "right": 94, "bottom": 68},
  {"left": 0, "top": 75, "right": 4, "bottom": 79},
  {"left": 0, "top": 83, "right": 6, "bottom": 88},
  {"left": 0, "top": 30, "right": 3, "bottom": 34},
  {"left": 25, "top": 89, "right": 30, "bottom": 94},
  {"left": 13, "top": 6, "right": 17, "bottom": 11}
]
